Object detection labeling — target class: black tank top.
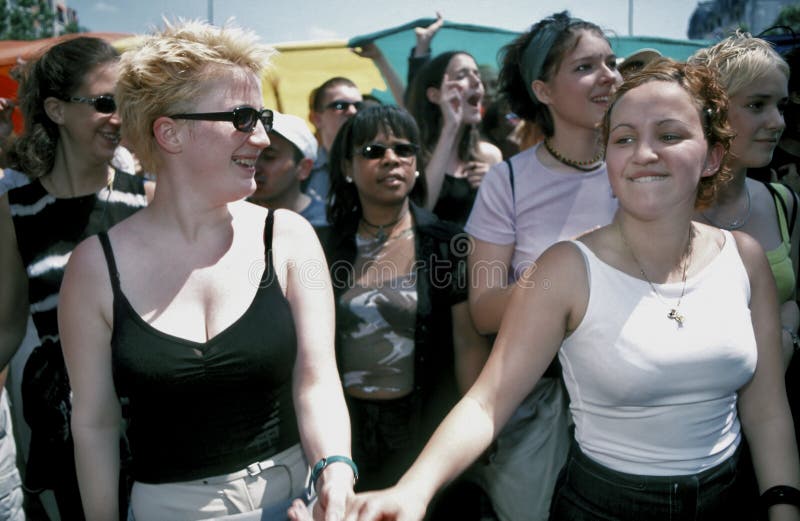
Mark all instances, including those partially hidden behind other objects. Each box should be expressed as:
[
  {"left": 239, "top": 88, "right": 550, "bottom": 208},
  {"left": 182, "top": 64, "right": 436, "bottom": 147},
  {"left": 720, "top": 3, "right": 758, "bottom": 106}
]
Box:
[
  {"left": 432, "top": 175, "right": 477, "bottom": 227},
  {"left": 98, "top": 210, "right": 299, "bottom": 483}
]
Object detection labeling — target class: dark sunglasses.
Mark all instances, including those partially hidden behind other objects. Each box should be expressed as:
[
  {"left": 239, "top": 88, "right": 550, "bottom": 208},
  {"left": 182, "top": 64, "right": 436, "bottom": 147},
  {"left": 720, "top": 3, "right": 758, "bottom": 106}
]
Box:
[
  {"left": 325, "top": 100, "right": 364, "bottom": 112},
  {"left": 359, "top": 143, "right": 419, "bottom": 159},
  {"left": 169, "top": 106, "right": 274, "bottom": 133},
  {"left": 69, "top": 95, "right": 116, "bottom": 114}
]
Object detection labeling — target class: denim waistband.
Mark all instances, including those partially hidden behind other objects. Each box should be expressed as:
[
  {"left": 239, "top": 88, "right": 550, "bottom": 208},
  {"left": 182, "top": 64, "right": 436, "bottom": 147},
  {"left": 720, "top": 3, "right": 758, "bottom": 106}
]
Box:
[
  {"left": 569, "top": 440, "right": 740, "bottom": 490},
  {"left": 551, "top": 440, "right": 743, "bottom": 520}
]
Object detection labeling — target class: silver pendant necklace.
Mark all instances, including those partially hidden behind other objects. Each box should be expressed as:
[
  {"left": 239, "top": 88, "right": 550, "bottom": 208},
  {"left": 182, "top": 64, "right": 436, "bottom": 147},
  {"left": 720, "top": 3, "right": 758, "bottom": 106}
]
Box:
[
  {"left": 701, "top": 185, "right": 751, "bottom": 230},
  {"left": 618, "top": 222, "right": 693, "bottom": 326}
]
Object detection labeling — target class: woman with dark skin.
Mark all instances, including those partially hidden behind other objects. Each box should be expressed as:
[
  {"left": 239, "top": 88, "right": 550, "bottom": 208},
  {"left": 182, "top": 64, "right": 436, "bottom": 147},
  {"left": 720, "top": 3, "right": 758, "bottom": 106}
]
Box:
[{"left": 313, "top": 105, "right": 489, "bottom": 518}]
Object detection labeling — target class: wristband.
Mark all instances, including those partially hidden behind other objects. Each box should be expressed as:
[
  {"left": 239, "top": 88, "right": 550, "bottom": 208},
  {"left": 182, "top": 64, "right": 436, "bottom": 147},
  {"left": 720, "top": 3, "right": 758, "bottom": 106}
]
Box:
[
  {"left": 761, "top": 485, "right": 800, "bottom": 514},
  {"left": 307, "top": 455, "right": 358, "bottom": 494}
]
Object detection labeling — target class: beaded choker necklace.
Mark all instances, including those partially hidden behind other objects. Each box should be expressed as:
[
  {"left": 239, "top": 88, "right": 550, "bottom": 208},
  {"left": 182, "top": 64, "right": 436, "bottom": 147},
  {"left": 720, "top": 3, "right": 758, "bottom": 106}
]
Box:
[
  {"left": 543, "top": 138, "right": 603, "bottom": 172},
  {"left": 360, "top": 206, "right": 409, "bottom": 243}
]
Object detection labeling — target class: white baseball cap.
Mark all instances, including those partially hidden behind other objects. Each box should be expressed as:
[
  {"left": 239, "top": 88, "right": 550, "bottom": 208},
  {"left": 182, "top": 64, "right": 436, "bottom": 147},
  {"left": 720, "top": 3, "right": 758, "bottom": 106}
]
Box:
[
  {"left": 617, "top": 48, "right": 662, "bottom": 71},
  {"left": 270, "top": 111, "right": 318, "bottom": 162}
]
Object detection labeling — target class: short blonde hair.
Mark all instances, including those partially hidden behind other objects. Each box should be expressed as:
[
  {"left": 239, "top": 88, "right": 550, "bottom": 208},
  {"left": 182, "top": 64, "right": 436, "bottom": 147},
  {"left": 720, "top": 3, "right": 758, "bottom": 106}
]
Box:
[
  {"left": 117, "top": 19, "right": 274, "bottom": 173},
  {"left": 689, "top": 31, "right": 789, "bottom": 97}
]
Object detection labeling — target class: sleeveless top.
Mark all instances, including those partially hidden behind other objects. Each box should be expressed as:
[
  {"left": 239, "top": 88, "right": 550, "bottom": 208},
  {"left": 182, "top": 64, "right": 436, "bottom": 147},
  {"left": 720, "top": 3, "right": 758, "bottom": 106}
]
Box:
[
  {"left": 99, "top": 210, "right": 300, "bottom": 483},
  {"left": 561, "top": 231, "right": 757, "bottom": 476},
  {"left": 764, "top": 183, "right": 796, "bottom": 303},
  {"left": 339, "top": 230, "right": 418, "bottom": 397},
  {"left": 432, "top": 175, "right": 476, "bottom": 227}
]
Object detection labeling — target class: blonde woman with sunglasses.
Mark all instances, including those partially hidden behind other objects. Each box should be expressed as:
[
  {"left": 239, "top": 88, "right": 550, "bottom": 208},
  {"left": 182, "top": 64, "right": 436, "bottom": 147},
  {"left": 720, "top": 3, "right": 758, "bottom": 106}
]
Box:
[{"left": 58, "top": 21, "right": 354, "bottom": 520}]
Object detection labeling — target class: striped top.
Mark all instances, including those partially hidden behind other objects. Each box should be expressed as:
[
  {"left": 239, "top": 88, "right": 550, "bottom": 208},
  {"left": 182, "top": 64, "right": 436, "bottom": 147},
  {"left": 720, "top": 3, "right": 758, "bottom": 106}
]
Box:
[{"left": 9, "top": 170, "right": 147, "bottom": 345}]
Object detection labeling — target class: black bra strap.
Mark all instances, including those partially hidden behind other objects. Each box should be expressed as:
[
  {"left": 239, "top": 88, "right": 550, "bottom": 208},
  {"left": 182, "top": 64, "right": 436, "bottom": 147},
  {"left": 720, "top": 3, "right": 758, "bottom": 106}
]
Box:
[{"left": 96, "top": 231, "right": 122, "bottom": 294}]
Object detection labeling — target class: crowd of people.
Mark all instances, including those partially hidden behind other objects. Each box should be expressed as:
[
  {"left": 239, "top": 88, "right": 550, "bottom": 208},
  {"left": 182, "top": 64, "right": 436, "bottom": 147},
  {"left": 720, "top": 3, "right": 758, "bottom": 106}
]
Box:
[{"left": 0, "top": 9, "right": 798, "bottom": 521}]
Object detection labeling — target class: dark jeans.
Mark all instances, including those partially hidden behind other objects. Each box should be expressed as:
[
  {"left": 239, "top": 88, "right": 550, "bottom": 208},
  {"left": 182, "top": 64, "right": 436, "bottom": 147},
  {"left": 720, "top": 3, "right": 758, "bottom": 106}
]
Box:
[
  {"left": 348, "top": 393, "right": 421, "bottom": 492},
  {"left": 550, "top": 440, "right": 742, "bottom": 521},
  {"left": 348, "top": 393, "right": 495, "bottom": 521}
]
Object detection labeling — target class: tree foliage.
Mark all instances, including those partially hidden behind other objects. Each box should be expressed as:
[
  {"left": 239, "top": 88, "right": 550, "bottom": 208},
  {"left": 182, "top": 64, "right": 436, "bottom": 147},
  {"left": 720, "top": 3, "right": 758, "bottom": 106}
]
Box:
[
  {"left": 773, "top": 4, "right": 800, "bottom": 32},
  {"left": 0, "top": 0, "right": 58, "bottom": 40}
]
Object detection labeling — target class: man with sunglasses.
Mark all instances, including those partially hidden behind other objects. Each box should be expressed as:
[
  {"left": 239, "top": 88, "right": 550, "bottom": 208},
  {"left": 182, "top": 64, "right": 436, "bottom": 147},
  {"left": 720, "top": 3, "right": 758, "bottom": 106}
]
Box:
[
  {"left": 304, "top": 77, "right": 363, "bottom": 204},
  {"left": 249, "top": 112, "right": 326, "bottom": 226}
]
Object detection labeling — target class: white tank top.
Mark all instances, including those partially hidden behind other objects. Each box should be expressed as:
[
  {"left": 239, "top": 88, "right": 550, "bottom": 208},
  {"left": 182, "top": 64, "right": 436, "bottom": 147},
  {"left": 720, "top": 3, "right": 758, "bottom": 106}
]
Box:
[{"left": 561, "top": 230, "right": 757, "bottom": 475}]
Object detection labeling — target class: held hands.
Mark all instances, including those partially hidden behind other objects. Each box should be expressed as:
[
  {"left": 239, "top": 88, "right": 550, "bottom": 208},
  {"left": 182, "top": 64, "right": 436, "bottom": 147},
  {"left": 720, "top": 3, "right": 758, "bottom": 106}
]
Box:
[
  {"left": 287, "top": 463, "right": 356, "bottom": 521},
  {"left": 342, "top": 484, "right": 427, "bottom": 521}
]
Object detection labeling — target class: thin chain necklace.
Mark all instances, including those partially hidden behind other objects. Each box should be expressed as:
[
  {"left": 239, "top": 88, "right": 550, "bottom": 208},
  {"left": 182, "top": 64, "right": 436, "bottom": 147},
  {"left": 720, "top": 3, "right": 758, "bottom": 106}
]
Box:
[
  {"left": 360, "top": 205, "right": 409, "bottom": 243},
  {"left": 701, "top": 185, "right": 751, "bottom": 230},
  {"left": 543, "top": 138, "right": 604, "bottom": 172},
  {"left": 618, "top": 222, "right": 694, "bottom": 326}
]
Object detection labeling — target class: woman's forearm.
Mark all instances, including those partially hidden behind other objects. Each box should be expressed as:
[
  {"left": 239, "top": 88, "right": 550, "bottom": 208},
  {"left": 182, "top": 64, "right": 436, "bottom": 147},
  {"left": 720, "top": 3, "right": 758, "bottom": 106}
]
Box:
[
  {"left": 294, "top": 374, "right": 357, "bottom": 503},
  {"left": 294, "top": 375, "right": 352, "bottom": 465},
  {"left": 396, "top": 396, "right": 495, "bottom": 505},
  {"left": 72, "top": 423, "right": 120, "bottom": 521}
]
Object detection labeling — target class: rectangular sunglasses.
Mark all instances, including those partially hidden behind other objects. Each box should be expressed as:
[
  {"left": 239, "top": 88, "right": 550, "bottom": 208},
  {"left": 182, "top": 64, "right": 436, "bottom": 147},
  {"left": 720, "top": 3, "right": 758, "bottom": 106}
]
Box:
[
  {"left": 69, "top": 95, "right": 116, "bottom": 113},
  {"left": 170, "top": 106, "right": 274, "bottom": 133},
  {"left": 359, "top": 143, "right": 419, "bottom": 159}
]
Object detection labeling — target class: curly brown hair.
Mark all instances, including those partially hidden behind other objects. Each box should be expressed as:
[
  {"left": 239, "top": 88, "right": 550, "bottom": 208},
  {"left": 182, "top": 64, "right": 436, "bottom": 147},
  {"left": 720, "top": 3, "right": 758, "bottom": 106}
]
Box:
[{"left": 602, "top": 58, "right": 735, "bottom": 210}]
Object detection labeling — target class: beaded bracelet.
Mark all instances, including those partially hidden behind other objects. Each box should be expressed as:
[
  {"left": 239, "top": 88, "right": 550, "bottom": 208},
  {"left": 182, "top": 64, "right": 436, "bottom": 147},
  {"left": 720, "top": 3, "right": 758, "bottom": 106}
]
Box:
[
  {"left": 760, "top": 485, "right": 800, "bottom": 514},
  {"left": 307, "top": 455, "right": 358, "bottom": 494}
]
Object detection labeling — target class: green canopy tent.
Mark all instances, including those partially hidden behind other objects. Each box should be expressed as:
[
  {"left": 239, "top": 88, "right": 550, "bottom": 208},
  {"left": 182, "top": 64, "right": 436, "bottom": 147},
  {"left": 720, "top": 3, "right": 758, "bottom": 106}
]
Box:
[{"left": 349, "top": 18, "right": 712, "bottom": 104}]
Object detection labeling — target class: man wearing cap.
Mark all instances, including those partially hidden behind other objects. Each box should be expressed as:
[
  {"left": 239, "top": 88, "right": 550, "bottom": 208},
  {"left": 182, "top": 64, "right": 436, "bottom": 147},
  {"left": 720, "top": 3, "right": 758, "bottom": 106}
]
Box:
[
  {"left": 617, "top": 48, "right": 662, "bottom": 78},
  {"left": 249, "top": 111, "right": 327, "bottom": 226},
  {"left": 303, "top": 77, "right": 363, "bottom": 204}
]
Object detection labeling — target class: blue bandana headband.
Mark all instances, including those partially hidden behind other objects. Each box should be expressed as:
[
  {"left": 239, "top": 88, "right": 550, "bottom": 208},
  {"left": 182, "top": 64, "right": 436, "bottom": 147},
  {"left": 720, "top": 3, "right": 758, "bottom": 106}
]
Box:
[{"left": 519, "top": 21, "right": 566, "bottom": 104}]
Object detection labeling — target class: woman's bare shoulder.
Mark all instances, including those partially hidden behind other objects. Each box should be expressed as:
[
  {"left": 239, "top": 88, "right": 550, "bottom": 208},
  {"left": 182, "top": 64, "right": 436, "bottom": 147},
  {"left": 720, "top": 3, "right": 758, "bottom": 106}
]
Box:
[{"left": 477, "top": 140, "right": 503, "bottom": 164}]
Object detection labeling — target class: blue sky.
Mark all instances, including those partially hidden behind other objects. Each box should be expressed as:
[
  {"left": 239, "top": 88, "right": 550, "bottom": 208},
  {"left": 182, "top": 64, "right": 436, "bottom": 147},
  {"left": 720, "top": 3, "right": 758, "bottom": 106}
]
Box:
[{"left": 66, "top": 0, "right": 702, "bottom": 44}]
